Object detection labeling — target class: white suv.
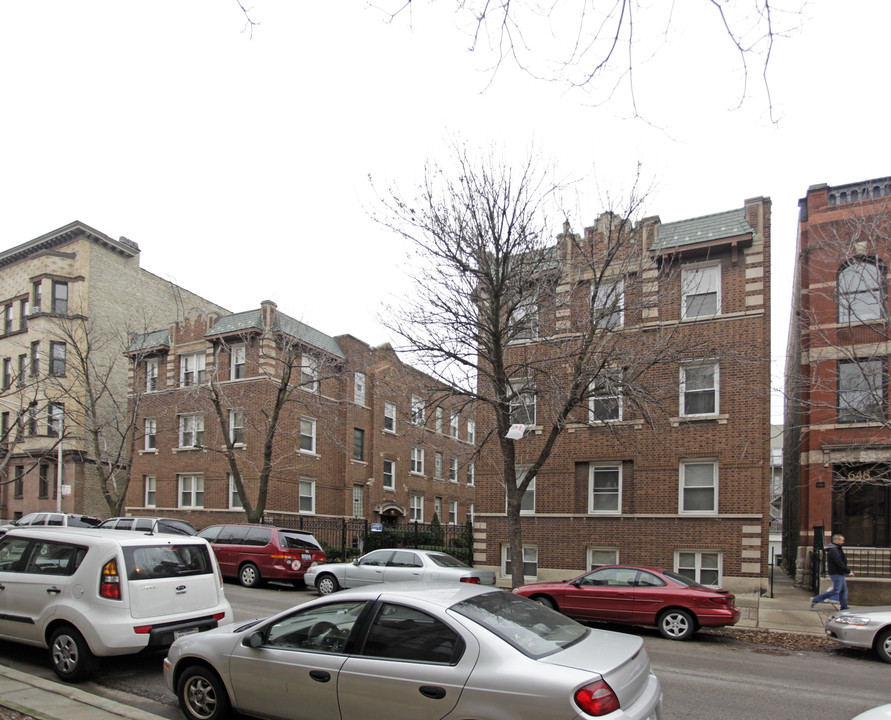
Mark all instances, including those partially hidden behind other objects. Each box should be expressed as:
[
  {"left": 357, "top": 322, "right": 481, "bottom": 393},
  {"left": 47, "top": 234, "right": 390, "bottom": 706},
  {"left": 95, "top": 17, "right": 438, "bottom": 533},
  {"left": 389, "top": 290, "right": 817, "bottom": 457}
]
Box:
[{"left": 0, "top": 527, "right": 232, "bottom": 682}]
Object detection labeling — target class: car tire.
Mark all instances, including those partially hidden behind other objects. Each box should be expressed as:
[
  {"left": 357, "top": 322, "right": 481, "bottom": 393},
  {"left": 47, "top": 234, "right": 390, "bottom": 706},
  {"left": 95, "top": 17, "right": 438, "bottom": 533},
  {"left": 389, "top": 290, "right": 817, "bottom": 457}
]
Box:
[
  {"left": 658, "top": 609, "right": 695, "bottom": 640},
  {"left": 49, "top": 625, "right": 95, "bottom": 682},
  {"left": 239, "top": 562, "right": 262, "bottom": 588},
  {"left": 531, "top": 595, "right": 556, "bottom": 610},
  {"left": 316, "top": 573, "right": 340, "bottom": 595},
  {"left": 875, "top": 627, "right": 891, "bottom": 664},
  {"left": 177, "top": 665, "right": 232, "bottom": 720}
]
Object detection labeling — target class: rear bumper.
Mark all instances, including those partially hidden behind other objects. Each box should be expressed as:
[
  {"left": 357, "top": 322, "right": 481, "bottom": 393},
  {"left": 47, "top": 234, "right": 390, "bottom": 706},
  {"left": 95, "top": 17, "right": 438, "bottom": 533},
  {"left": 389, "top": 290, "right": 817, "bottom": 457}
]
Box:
[
  {"left": 695, "top": 607, "right": 741, "bottom": 628},
  {"left": 142, "top": 615, "right": 226, "bottom": 649}
]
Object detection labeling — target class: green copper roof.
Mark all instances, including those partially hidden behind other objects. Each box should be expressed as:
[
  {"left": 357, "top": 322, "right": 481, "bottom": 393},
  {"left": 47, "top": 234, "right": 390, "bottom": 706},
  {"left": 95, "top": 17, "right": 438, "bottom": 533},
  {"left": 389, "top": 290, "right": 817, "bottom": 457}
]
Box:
[
  {"left": 206, "top": 309, "right": 344, "bottom": 358},
  {"left": 127, "top": 329, "right": 170, "bottom": 353},
  {"left": 650, "top": 208, "right": 752, "bottom": 251}
]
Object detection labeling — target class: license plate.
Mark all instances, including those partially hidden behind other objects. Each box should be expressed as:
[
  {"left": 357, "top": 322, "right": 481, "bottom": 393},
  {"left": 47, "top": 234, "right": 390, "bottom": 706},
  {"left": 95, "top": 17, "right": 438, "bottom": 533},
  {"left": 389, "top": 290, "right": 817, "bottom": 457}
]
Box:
[{"left": 174, "top": 627, "right": 199, "bottom": 640}]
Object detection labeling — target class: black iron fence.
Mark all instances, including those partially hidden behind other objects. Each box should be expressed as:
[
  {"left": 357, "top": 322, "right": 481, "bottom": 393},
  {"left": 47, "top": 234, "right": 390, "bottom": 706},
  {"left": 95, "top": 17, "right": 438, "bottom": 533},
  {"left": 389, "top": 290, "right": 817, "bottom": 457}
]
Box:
[{"left": 263, "top": 513, "right": 474, "bottom": 565}]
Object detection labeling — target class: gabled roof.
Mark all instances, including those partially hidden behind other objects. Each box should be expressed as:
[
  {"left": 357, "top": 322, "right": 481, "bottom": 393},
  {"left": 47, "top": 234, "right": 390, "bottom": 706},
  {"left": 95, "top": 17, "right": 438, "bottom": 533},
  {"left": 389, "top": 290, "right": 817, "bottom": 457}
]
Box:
[
  {"left": 0, "top": 220, "right": 139, "bottom": 269},
  {"left": 127, "top": 329, "right": 170, "bottom": 353},
  {"left": 650, "top": 208, "right": 752, "bottom": 252},
  {"left": 206, "top": 309, "right": 344, "bottom": 359}
]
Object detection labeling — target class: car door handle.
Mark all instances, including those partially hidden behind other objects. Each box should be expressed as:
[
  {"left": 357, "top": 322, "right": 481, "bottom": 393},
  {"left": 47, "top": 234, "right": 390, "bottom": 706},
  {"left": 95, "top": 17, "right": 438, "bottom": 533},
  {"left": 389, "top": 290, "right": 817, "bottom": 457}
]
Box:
[
  {"left": 46, "top": 587, "right": 62, "bottom": 595},
  {"left": 309, "top": 670, "right": 331, "bottom": 683},
  {"left": 419, "top": 686, "right": 446, "bottom": 700}
]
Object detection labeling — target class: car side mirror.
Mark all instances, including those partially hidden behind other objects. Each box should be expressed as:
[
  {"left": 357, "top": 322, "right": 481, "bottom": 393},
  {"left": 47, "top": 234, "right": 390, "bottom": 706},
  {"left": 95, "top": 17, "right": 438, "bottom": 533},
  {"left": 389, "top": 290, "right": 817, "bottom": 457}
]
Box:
[
  {"left": 243, "top": 631, "right": 264, "bottom": 649},
  {"left": 352, "top": 559, "right": 360, "bottom": 566}
]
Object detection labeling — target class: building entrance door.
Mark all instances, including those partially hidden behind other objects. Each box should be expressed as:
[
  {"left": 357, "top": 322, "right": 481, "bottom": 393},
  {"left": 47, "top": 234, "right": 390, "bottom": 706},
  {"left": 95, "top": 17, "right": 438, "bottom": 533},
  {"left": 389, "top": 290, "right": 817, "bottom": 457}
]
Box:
[{"left": 832, "top": 465, "right": 890, "bottom": 547}]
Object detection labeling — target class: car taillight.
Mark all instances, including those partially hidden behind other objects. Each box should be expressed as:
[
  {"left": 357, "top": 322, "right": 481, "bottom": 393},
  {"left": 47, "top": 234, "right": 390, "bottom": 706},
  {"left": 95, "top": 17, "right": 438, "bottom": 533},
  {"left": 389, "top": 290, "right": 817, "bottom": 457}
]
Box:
[
  {"left": 100, "top": 559, "right": 122, "bottom": 600},
  {"left": 574, "top": 680, "right": 620, "bottom": 716},
  {"left": 709, "top": 596, "right": 732, "bottom": 606},
  {"left": 460, "top": 576, "right": 481, "bottom": 584}
]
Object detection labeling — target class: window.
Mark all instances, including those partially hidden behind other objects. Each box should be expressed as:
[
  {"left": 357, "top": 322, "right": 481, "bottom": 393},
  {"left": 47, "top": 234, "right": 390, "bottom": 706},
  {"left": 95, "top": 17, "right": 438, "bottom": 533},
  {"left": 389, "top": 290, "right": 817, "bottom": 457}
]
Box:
[
  {"left": 410, "top": 446, "right": 424, "bottom": 475},
  {"left": 263, "top": 601, "right": 366, "bottom": 654},
  {"left": 353, "top": 428, "right": 365, "bottom": 461},
  {"left": 299, "top": 417, "right": 317, "bottom": 454},
  {"left": 228, "top": 474, "right": 243, "bottom": 509},
  {"left": 354, "top": 372, "right": 366, "bottom": 405},
  {"left": 13, "top": 465, "right": 24, "bottom": 498},
  {"left": 229, "top": 409, "right": 245, "bottom": 445},
  {"left": 838, "top": 358, "right": 885, "bottom": 423},
  {"left": 300, "top": 354, "right": 319, "bottom": 392},
  {"left": 352, "top": 484, "right": 364, "bottom": 517},
  {"left": 467, "top": 419, "right": 476, "bottom": 444},
  {"left": 145, "top": 476, "right": 157, "bottom": 507},
  {"left": 144, "top": 418, "right": 157, "bottom": 450},
  {"left": 509, "top": 378, "right": 536, "bottom": 426},
  {"left": 593, "top": 278, "right": 624, "bottom": 329},
  {"left": 4, "top": 304, "right": 12, "bottom": 334},
  {"left": 675, "top": 550, "right": 722, "bottom": 586},
  {"left": 17, "top": 354, "right": 25, "bottom": 386},
  {"left": 230, "top": 344, "right": 246, "bottom": 380},
  {"left": 434, "top": 496, "right": 442, "bottom": 520},
  {"left": 178, "top": 414, "right": 204, "bottom": 448},
  {"left": 434, "top": 451, "right": 443, "bottom": 478},
  {"left": 178, "top": 474, "right": 204, "bottom": 508},
  {"left": 411, "top": 396, "right": 425, "bottom": 425},
  {"left": 587, "top": 547, "right": 619, "bottom": 570},
  {"left": 38, "top": 465, "right": 51, "bottom": 498},
  {"left": 28, "top": 404, "right": 38, "bottom": 436},
  {"left": 3, "top": 358, "right": 11, "bottom": 389},
  {"left": 363, "top": 603, "right": 461, "bottom": 664},
  {"left": 680, "top": 363, "right": 718, "bottom": 416},
  {"left": 467, "top": 462, "right": 475, "bottom": 486},
  {"left": 448, "top": 500, "right": 458, "bottom": 525},
  {"left": 682, "top": 264, "right": 720, "bottom": 318},
  {"left": 513, "top": 296, "right": 538, "bottom": 340},
  {"left": 503, "top": 544, "right": 538, "bottom": 580},
  {"left": 52, "top": 281, "right": 68, "bottom": 315},
  {"left": 680, "top": 459, "right": 718, "bottom": 513},
  {"left": 32, "top": 280, "right": 42, "bottom": 311},
  {"left": 589, "top": 463, "right": 621, "bottom": 513},
  {"left": 436, "top": 407, "right": 443, "bottom": 433},
  {"left": 300, "top": 478, "right": 316, "bottom": 514},
  {"left": 19, "top": 299, "right": 27, "bottom": 330},
  {"left": 589, "top": 370, "right": 622, "bottom": 422},
  {"left": 410, "top": 494, "right": 424, "bottom": 522},
  {"left": 449, "top": 457, "right": 458, "bottom": 482},
  {"left": 838, "top": 259, "right": 885, "bottom": 323},
  {"left": 450, "top": 413, "right": 459, "bottom": 438},
  {"left": 382, "top": 459, "right": 395, "bottom": 489},
  {"left": 30, "top": 341, "right": 39, "bottom": 376},
  {"left": 511, "top": 468, "right": 536, "bottom": 515},
  {"left": 384, "top": 401, "right": 396, "bottom": 432},
  {"left": 180, "top": 352, "right": 205, "bottom": 386},
  {"left": 47, "top": 403, "right": 63, "bottom": 437}
]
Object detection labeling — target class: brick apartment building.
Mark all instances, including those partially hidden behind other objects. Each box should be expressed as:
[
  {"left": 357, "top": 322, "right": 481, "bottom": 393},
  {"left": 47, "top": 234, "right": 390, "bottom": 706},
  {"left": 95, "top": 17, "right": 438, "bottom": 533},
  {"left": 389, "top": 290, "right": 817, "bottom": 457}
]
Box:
[
  {"left": 474, "top": 197, "right": 772, "bottom": 594},
  {"left": 784, "top": 177, "right": 891, "bottom": 595},
  {"left": 124, "top": 301, "right": 477, "bottom": 529},
  {"left": 0, "top": 221, "right": 227, "bottom": 521}
]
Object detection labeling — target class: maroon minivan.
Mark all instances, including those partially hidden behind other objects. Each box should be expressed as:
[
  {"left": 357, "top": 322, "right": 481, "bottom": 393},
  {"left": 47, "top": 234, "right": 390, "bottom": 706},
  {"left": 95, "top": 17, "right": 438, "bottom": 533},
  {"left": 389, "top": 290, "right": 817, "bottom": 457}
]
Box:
[{"left": 197, "top": 524, "right": 325, "bottom": 588}]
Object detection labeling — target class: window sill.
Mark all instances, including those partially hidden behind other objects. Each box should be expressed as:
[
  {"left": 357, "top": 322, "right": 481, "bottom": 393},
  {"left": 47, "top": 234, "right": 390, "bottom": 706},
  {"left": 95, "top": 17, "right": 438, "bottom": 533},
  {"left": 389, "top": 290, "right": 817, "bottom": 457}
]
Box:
[
  {"left": 299, "top": 450, "right": 320, "bottom": 458},
  {"left": 173, "top": 446, "right": 205, "bottom": 453},
  {"left": 140, "top": 449, "right": 158, "bottom": 455},
  {"left": 382, "top": 428, "right": 397, "bottom": 436},
  {"left": 670, "top": 414, "right": 728, "bottom": 427},
  {"left": 351, "top": 459, "right": 368, "bottom": 466},
  {"left": 410, "top": 471, "right": 425, "bottom": 478}
]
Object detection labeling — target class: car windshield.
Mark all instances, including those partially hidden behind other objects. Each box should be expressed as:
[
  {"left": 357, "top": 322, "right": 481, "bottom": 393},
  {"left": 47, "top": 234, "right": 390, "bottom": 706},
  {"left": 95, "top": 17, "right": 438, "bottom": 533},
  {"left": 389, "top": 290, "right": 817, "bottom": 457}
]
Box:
[
  {"left": 662, "top": 569, "right": 709, "bottom": 588},
  {"left": 451, "top": 591, "right": 588, "bottom": 659},
  {"left": 427, "top": 553, "right": 469, "bottom": 569},
  {"left": 280, "top": 532, "right": 321, "bottom": 551}
]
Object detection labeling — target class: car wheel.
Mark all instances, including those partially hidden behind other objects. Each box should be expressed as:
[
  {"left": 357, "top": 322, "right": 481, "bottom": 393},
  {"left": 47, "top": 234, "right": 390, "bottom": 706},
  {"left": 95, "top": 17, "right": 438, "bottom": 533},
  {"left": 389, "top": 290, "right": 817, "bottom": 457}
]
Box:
[
  {"left": 316, "top": 574, "right": 340, "bottom": 595},
  {"left": 658, "top": 609, "right": 695, "bottom": 640},
  {"left": 875, "top": 627, "right": 891, "bottom": 664},
  {"left": 532, "top": 595, "right": 556, "bottom": 610},
  {"left": 239, "top": 563, "right": 261, "bottom": 588},
  {"left": 177, "top": 665, "right": 231, "bottom": 720},
  {"left": 49, "top": 625, "right": 95, "bottom": 682}
]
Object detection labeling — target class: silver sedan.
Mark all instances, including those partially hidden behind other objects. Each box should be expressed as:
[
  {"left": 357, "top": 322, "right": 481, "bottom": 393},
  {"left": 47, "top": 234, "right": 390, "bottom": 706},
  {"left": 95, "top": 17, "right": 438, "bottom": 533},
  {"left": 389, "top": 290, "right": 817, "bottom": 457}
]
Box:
[
  {"left": 164, "top": 582, "right": 663, "bottom": 720},
  {"left": 825, "top": 606, "right": 891, "bottom": 663},
  {"left": 304, "top": 548, "right": 495, "bottom": 595}
]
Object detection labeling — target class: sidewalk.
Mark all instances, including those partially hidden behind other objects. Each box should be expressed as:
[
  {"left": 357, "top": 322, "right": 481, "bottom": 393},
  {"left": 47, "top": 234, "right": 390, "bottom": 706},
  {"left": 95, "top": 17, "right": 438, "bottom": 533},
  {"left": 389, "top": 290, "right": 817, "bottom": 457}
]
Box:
[{"left": 0, "top": 572, "right": 830, "bottom": 720}]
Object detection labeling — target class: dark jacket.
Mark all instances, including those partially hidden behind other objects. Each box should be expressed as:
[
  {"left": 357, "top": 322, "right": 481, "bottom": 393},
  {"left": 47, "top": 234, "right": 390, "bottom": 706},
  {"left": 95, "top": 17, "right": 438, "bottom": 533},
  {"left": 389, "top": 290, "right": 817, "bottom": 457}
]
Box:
[{"left": 825, "top": 543, "right": 851, "bottom": 575}]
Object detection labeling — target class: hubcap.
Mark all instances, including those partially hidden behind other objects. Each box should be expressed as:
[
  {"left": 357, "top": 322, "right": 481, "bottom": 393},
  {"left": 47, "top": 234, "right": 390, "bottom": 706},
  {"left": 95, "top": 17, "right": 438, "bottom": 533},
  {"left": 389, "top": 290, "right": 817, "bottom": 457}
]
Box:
[
  {"left": 52, "top": 635, "right": 78, "bottom": 673},
  {"left": 664, "top": 614, "right": 689, "bottom": 637},
  {"left": 186, "top": 677, "right": 217, "bottom": 720}
]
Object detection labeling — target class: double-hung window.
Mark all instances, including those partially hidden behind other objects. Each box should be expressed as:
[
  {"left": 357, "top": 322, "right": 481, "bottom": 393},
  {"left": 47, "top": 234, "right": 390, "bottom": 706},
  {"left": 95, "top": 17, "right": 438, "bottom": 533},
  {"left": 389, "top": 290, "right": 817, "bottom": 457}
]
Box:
[
  {"left": 180, "top": 352, "right": 205, "bottom": 386},
  {"left": 384, "top": 401, "right": 396, "bottom": 432},
  {"left": 590, "top": 370, "right": 622, "bottom": 422},
  {"left": 448, "top": 500, "right": 458, "bottom": 525},
  {"left": 299, "top": 478, "right": 316, "bottom": 514},
  {"left": 509, "top": 378, "right": 536, "bottom": 426},
  {"left": 513, "top": 296, "right": 538, "bottom": 340},
  {"left": 144, "top": 418, "right": 157, "bottom": 450},
  {"left": 467, "top": 419, "right": 476, "bottom": 444},
  {"left": 682, "top": 264, "right": 721, "bottom": 318},
  {"left": 230, "top": 344, "right": 246, "bottom": 380},
  {"left": 680, "top": 459, "right": 718, "bottom": 514},
  {"left": 680, "top": 363, "right": 719, "bottom": 416},
  {"left": 593, "top": 278, "right": 624, "bottom": 329},
  {"left": 229, "top": 474, "right": 243, "bottom": 509},
  {"left": 30, "top": 341, "right": 39, "bottom": 376},
  {"left": 49, "top": 341, "right": 66, "bottom": 376},
  {"left": 179, "top": 474, "right": 204, "bottom": 508},
  {"left": 52, "top": 281, "right": 68, "bottom": 315},
  {"left": 449, "top": 413, "right": 459, "bottom": 438},
  {"left": 299, "top": 417, "right": 317, "bottom": 454},
  {"left": 675, "top": 550, "right": 722, "bottom": 586},
  {"left": 229, "top": 409, "right": 245, "bottom": 445},
  {"left": 353, "top": 428, "right": 365, "bottom": 461},
  {"left": 589, "top": 463, "right": 621, "bottom": 513},
  {"left": 838, "top": 259, "right": 885, "bottom": 323},
  {"left": 511, "top": 467, "right": 536, "bottom": 514},
  {"left": 503, "top": 544, "right": 538, "bottom": 580},
  {"left": 434, "top": 452, "right": 443, "bottom": 478},
  {"left": 410, "top": 446, "right": 424, "bottom": 475},
  {"left": 435, "top": 407, "right": 443, "bottom": 433},
  {"left": 382, "top": 459, "right": 395, "bottom": 489},
  {"left": 449, "top": 458, "right": 458, "bottom": 482},
  {"left": 411, "top": 396, "right": 425, "bottom": 426},
  {"left": 838, "top": 358, "right": 885, "bottom": 423},
  {"left": 410, "top": 494, "right": 424, "bottom": 522},
  {"left": 146, "top": 358, "right": 159, "bottom": 391},
  {"left": 466, "top": 462, "right": 475, "bottom": 486},
  {"left": 301, "top": 355, "right": 319, "bottom": 392},
  {"left": 47, "top": 403, "right": 64, "bottom": 437},
  {"left": 354, "top": 372, "right": 366, "bottom": 405},
  {"left": 145, "top": 476, "right": 157, "bottom": 507},
  {"left": 178, "top": 414, "right": 204, "bottom": 448}
]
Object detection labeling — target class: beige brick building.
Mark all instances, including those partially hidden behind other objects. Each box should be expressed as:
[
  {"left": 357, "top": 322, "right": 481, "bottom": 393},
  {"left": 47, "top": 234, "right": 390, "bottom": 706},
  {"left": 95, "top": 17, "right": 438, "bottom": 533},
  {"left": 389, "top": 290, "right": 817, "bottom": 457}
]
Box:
[{"left": 0, "top": 221, "right": 227, "bottom": 521}]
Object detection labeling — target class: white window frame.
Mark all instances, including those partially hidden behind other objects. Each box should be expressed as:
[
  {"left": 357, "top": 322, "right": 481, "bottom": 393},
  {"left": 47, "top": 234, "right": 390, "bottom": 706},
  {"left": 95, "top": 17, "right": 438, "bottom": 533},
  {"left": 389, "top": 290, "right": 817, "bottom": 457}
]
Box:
[
  {"left": 434, "top": 496, "right": 443, "bottom": 520},
  {"left": 502, "top": 544, "right": 538, "bottom": 580},
  {"left": 449, "top": 413, "right": 459, "bottom": 438},
  {"left": 300, "top": 478, "right": 316, "bottom": 514},
  {"left": 354, "top": 372, "right": 366, "bottom": 405},
  {"left": 299, "top": 417, "right": 317, "bottom": 454},
  {"left": 435, "top": 407, "right": 443, "bottom": 433},
  {"left": 680, "top": 362, "right": 719, "bottom": 417},
  {"left": 466, "top": 462, "right": 475, "bottom": 486},
  {"left": 679, "top": 459, "right": 718, "bottom": 514},
  {"left": 300, "top": 354, "right": 319, "bottom": 392},
  {"left": 178, "top": 473, "right": 204, "bottom": 508},
  {"left": 410, "top": 446, "right": 424, "bottom": 475},
  {"left": 434, "top": 451, "right": 443, "bottom": 478},
  {"left": 588, "top": 463, "right": 622, "bottom": 514},
  {"left": 513, "top": 296, "right": 539, "bottom": 340},
  {"left": 411, "top": 396, "right": 425, "bottom": 425},
  {"left": 352, "top": 484, "right": 364, "bottom": 518},
  {"left": 509, "top": 378, "right": 537, "bottom": 426},
  {"left": 144, "top": 476, "right": 156, "bottom": 507},
  {"left": 587, "top": 547, "right": 619, "bottom": 570},
  {"left": 675, "top": 550, "right": 723, "bottom": 587},
  {"left": 144, "top": 418, "right": 157, "bottom": 451},
  {"left": 382, "top": 459, "right": 395, "bottom": 489},
  {"left": 593, "top": 277, "right": 625, "bottom": 329},
  {"left": 230, "top": 344, "right": 246, "bottom": 381},
  {"left": 178, "top": 413, "right": 204, "bottom": 448},
  {"left": 229, "top": 474, "right": 243, "bottom": 510},
  {"left": 384, "top": 401, "right": 396, "bottom": 433},
  {"left": 229, "top": 409, "right": 244, "bottom": 445},
  {"left": 510, "top": 467, "right": 536, "bottom": 515},
  {"left": 449, "top": 457, "right": 458, "bottom": 483},
  {"left": 589, "top": 370, "right": 623, "bottom": 423},
  {"left": 682, "top": 263, "right": 721, "bottom": 319},
  {"left": 838, "top": 258, "right": 885, "bottom": 323},
  {"left": 410, "top": 494, "right": 424, "bottom": 522},
  {"left": 180, "top": 351, "right": 206, "bottom": 387},
  {"left": 467, "top": 419, "right": 476, "bottom": 444},
  {"left": 448, "top": 500, "right": 458, "bottom": 525},
  {"left": 146, "top": 358, "right": 159, "bottom": 392}
]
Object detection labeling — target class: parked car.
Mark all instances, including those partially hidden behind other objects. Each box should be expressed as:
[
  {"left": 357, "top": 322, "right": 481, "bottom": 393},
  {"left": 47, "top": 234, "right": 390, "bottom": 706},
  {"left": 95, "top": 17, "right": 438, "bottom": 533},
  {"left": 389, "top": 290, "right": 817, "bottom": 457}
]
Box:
[
  {"left": 825, "top": 606, "right": 891, "bottom": 664},
  {"left": 197, "top": 524, "right": 325, "bottom": 588},
  {"left": 305, "top": 548, "right": 496, "bottom": 596},
  {"left": 98, "top": 516, "right": 198, "bottom": 536},
  {"left": 164, "top": 582, "right": 663, "bottom": 720},
  {"left": 0, "top": 512, "right": 101, "bottom": 537},
  {"left": 0, "top": 527, "right": 231, "bottom": 682},
  {"left": 513, "top": 565, "right": 740, "bottom": 640}
]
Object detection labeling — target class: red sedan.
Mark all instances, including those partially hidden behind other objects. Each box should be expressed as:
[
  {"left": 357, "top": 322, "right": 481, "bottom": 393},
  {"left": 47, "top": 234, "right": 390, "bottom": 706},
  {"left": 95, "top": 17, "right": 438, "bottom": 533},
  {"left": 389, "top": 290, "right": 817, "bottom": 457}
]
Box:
[{"left": 513, "top": 565, "right": 740, "bottom": 640}]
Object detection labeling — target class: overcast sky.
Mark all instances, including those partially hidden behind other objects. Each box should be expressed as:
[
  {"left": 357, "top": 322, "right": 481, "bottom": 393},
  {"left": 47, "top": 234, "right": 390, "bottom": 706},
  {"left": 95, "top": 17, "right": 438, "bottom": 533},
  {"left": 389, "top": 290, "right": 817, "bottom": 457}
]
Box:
[{"left": 2, "top": 1, "right": 890, "bottom": 422}]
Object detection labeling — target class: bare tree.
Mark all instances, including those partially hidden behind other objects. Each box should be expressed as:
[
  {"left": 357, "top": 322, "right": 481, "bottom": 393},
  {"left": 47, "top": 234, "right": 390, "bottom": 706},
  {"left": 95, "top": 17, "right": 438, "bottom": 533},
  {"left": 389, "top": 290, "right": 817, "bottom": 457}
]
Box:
[{"left": 372, "top": 144, "right": 730, "bottom": 587}]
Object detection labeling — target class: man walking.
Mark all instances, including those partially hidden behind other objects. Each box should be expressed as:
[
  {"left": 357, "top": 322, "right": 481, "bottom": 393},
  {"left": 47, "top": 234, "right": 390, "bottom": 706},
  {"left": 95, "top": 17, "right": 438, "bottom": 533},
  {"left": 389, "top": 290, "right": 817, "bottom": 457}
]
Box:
[{"left": 811, "top": 534, "right": 854, "bottom": 610}]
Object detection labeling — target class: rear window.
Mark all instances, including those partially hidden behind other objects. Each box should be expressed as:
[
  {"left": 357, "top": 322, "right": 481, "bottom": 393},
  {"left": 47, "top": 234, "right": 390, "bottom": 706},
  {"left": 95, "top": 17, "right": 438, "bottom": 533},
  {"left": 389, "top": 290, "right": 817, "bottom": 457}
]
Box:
[
  {"left": 279, "top": 531, "right": 321, "bottom": 552},
  {"left": 428, "top": 553, "right": 469, "bottom": 569},
  {"left": 217, "top": 526, "right": 250, "bottom": 544},
  {"left": 68, "top": 515, "right": 100, "bottom": 528},
  {"left": 246, "top": 527, "right": 272, "bottom": 546},
  {"left": 123, "top": 544, "right": 213, "bottom": 580}
]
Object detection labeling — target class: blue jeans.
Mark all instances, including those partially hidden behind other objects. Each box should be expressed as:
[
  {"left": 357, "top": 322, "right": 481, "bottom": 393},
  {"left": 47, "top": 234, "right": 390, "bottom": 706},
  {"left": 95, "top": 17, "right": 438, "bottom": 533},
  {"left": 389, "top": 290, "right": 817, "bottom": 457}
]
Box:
[{"left": 813, "top": 574, "right": 848, "bottom": 609}]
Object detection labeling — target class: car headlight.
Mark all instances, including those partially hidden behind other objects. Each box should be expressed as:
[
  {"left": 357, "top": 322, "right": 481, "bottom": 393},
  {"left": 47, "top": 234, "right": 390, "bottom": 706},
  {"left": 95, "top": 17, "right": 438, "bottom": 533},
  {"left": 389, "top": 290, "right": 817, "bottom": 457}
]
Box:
[{"left": 831, "top": 615, "right": 871, "bottom": 626}]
